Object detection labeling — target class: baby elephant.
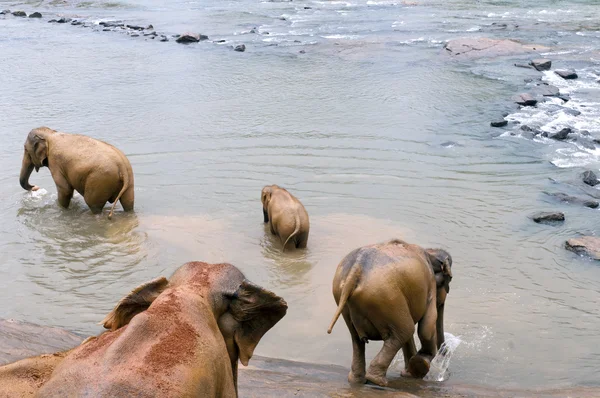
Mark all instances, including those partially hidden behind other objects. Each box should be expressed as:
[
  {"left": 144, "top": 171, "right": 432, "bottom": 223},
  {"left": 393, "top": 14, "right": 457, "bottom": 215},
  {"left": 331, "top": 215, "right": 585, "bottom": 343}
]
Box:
[
  {"left": 15, "top": 262, "right": 287, "bottom": 397},
  {"left": 261, "top": 185, "right": 310, "bottom": 251},
  {"left": 19, "top": 127, "right": 134, "bottom": 219},
  {"left": 327, "top": 239, "right": 453, "bottom": 387}
]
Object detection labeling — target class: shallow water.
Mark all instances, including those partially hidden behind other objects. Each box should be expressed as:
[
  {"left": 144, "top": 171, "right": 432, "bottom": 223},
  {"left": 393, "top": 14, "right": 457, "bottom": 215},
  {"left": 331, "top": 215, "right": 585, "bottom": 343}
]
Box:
[{"left": 1, "top": 0, "right": 600, "bottom": 391}]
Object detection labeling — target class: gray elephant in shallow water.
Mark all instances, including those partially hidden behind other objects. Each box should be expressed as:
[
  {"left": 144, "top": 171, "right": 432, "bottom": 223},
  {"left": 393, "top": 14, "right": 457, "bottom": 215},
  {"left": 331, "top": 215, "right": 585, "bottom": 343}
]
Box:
[
  {"left": 261, "top": 184, "right": 310, "bottom": 251},
  {"left": 19, "top": 127, "right": 134, "bottom": 218},
  {"left": 327, "top": 239, "right": 453, "bottom": 387}
]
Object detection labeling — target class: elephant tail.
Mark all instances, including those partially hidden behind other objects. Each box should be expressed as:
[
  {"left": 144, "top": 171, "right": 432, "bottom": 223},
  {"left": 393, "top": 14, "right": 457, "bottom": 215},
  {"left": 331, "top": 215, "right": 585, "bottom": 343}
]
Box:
[
  {"left": 108, "top": 166, "right": 130, "bottom": 220},
  {"left": 282, "top": 212, "right": 301, "bottom": 252},
  {"left": 327, "top": 266, "right": 360, "bottom": 334}
]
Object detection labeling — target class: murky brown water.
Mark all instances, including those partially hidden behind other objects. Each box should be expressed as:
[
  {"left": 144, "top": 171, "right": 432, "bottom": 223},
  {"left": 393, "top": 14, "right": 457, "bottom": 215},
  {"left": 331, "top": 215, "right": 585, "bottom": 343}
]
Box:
[{"left": 1, "top": 0, "right": 600, "bottom": 391}]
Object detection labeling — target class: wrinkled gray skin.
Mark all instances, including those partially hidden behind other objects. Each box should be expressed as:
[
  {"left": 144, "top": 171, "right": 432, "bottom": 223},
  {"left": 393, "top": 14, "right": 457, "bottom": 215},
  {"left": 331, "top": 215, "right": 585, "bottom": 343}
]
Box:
[
  {"left": 19, "top": 127, "right": 134, "bottom": 219},
  {"left": 327, "top": 239, "right": 453, "bottom": 387},
  {"left": 32, "top": 262, "right": 288, "bottom": 397}
]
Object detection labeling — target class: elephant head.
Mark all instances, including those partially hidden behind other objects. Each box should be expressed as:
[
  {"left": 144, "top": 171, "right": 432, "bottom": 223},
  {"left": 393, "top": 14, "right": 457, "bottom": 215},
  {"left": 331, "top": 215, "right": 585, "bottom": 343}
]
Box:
[
  {"left": 20, "top": 127, "right": 54, "bottom": 191},
  {"left": 261, "top": 184, "right": 278, "bottom": 222},
  {"left": 100, "top": 262, "right": 287, "bottom": 394},
  {"left": 425, "top": 248, "right": 453, "bottom": 349}
]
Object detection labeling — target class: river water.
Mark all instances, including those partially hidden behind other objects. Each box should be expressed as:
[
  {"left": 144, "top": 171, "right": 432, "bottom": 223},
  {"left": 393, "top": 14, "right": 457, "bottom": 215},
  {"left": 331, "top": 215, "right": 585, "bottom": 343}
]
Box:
[{"left": 1, "top": 0, "right": 600, "bottom": 392}]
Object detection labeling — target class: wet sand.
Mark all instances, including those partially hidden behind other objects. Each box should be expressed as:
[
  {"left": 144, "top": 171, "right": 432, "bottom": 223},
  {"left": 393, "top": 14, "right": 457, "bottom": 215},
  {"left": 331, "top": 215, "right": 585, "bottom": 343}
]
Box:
[{"left": 1, "top": 319, "right": 598, "bottom": 398}]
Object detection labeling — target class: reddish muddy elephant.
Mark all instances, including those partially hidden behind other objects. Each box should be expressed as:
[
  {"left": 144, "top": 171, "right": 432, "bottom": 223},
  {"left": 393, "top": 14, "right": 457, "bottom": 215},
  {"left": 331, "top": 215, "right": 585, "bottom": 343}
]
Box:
[
  {"left": 19, "top": 127, "right": 134, "bottom": 219},
  {"left": 0, "top": 262, "right": 287, "bottom": 397},
  {"left": 261, "top": 184, "right": 310, "bottom": 251},
  {"left": 327, "top": 239, "right": 453, "bottom": 387}
]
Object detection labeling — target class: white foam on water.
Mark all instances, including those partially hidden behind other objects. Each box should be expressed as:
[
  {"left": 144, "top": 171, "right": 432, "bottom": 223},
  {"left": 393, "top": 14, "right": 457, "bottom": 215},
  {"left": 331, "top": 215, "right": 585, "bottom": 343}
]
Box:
[
  {"left": 390, "top": 332, "right": 461, "bottom": 381},
  {"left": 27, "top": 188, "right": 48, "bottom": 200},
  {"left": 321, "top": 33, "right": 361, "bottom": 39},
  {"left": 423, "top": 333, "right": 462, "bottom": 382}
]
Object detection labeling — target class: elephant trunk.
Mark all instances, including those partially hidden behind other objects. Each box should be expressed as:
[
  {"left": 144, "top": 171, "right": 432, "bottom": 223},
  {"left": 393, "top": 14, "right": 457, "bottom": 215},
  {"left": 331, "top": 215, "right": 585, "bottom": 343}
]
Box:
[
  {"left": 436, "top": 303, "right": 445, "bottom": 350},
  {"left": 263, "top": 209, "right": 269, "bottom": 223},
  {"left": 19, "top": 152, "right": 35, "bottom": 191}
]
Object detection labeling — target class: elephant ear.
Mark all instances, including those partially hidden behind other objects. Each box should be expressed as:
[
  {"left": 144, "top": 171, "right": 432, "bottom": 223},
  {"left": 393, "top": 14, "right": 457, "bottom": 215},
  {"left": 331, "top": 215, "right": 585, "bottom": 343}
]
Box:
[
  {"left": 425, "top": 248, "right": 453, "bottom": 293},
  {"left": 31, "top": 134, "right": 48, "bottom": 171},
  {"left": 228, "top": 281, "right": 288, "bottom": 366},
  {"left": 101, "top": 277, "right": 169, "bottom": 331}
]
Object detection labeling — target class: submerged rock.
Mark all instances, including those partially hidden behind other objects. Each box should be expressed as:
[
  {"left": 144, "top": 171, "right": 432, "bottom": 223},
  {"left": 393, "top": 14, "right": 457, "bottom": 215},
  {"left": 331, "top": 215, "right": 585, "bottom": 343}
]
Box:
[
  {"left": 29, "top": 12, "right": 42, "bottom": 18},
  {"left": 532, "top": 211, "right": 564, "bottom": 224},
  {"left": 514, "top": 93, "right": 537, "bottom": 106},
  {"left": 55, "top": 17, "right": 72, "bottom": 23},
  {"left": 0, "top": 10, "right": 11, "bottom": 15},
  {"left": 234, "top": 44, "right": 246, "bottom": 52},
  {"left": 99, "top": 21, "right": 124, "bottom": 28},
  {"left": 565, "top": 236, "right": 600, "bottom": 260},
  {"left": 490, "top": 120, "right": 508, "bottom": 127},
  {"left": 555, "top": 69, "right": 578, "bottom": 80},
  {"left": 514, "top": 63, "right": 533, "bottom": 69},
  {"left": 582, "top": 170, "right": 599, "bottom": 187},
  {"left": 12, "top": 11, "right": 26, "bottom": 17},
  {"left": 545, "top": 192, "right": 599, "bottom": 208},
  {"left": 533, "top": 84, "right": 560, "bottom": 97},
  {"left": 550, "top": 128, "right": 572, "bottom": 140},
  {"left": 443, "top": 38, "right": 546, "bottom": 58},
  {"left": 530, "top": 59, "right": 551, "bottom": 71}
]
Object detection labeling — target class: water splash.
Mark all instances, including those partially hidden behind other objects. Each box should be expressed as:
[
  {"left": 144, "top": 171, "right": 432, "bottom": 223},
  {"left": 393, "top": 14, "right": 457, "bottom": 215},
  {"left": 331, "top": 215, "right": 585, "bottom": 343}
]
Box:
[
  {"left": 423, "top": 333, "right": 462, "bottom": 382},
  {"left": 28, "top": 188, "right": 48, "bottom": 200}
]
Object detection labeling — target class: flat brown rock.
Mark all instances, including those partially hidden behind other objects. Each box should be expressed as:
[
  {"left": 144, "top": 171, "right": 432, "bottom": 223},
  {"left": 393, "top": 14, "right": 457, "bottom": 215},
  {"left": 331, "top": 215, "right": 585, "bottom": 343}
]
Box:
[
  {"left": 443, "top": 38, "right": 548, "bottom": 58},
  {"left": 565, "top": 236, "right": 600, "bottom": 260}
]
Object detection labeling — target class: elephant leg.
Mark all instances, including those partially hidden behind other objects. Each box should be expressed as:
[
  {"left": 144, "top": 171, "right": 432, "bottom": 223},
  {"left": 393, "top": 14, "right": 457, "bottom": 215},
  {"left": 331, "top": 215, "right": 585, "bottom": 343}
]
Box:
[
  {"left": 119, "top": 186, "right": 134, "bottom": 212},
  {"left": 83, "top": 184, "right": 110, "bottom": 214},
  {"left": 50, "top": 170, "right": 74, "bottom": 209},
  {"left": 366, "top": 336, "right": 404, "bottom": 386},
  {"left": 341, "top": 310, "right": 366, "bottom": 384},
  {"left": 408, "top": 300, "right": 438, "bottom": 378},
  {"left": 295, "top": 231, "right": 309, "bottom": 249},
  {"left": 400, "top": 337, "right": 417, "bottom": 377}
]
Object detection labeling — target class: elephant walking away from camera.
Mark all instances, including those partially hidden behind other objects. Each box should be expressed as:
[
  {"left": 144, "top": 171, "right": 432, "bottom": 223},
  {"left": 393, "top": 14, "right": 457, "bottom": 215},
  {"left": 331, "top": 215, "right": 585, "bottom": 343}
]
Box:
[
  {"left": 20, "top": 262, "right": 288, "bottom": 397},
  {"left": 327, "top": 239, "right": 453, "bottom": 387},
  {"left": 261, "top": 185, "right": 309, "bottom": 251},
  {"left": 19, "top": 127, "right": 134, "bottom": 219}
]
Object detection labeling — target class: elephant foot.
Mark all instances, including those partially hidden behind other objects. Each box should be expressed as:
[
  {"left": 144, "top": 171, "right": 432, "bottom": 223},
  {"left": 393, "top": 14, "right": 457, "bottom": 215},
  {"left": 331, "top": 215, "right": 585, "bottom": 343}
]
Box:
[
  {"left": 347, "top": 371, "right": 366, "bottom": 384},
  {"left": 365, "top": 372, "right": 388, "bottom": 387},
  {"left": 407, "top": 354, "right": 431, "bottom": 379}
]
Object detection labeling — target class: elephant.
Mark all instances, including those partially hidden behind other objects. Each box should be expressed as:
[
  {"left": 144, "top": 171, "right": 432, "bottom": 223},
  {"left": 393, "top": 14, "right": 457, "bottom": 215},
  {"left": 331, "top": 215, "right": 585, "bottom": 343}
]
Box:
[
  {"left": 0, "top": 262, "right": 287, "bottom": 397},
  {"left": 327, "top": 239, "right": 453, "bottom": 387},
  {"left": 261, "top": 185, "right": 310, "bottom": 251},
  {"left": 19, "top": 127, "right": 134, "bottom": 219}
]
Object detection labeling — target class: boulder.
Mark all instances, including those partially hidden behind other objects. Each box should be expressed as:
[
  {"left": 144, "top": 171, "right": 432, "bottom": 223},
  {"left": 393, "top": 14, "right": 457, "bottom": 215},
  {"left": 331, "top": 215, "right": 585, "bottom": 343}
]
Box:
[
  {"left": 99, "top": 21, "right": 124, "bottom": 28},
  {"left": 582, "top": 170, "right": 599, "bottom": 187},
  {"left": 0, "top": 10, "right": 11, "bottom": 15},
  {"left": 443, "top": 38, "right": 547, "bottom": 58},
  {"left": 491, "top": 120, "right": 508, "bottom": 127},
  {"left": 126, "top": 24, "right": 145, "bottom": 31},
  {"left": 550, "top": 128, "right": 572, "bottom": 140},
  {"left": 159, "top": 36, "right": 169, "bottom": 42},
  {"left": 531, "top": 211, "right": 564, "bottom": 224},
  {"left": 562, "top": 108, "right": 581, "bottom": 117},
  {"left": 176, "top": 33, "right": 208, "bottom": 43},
  {"left": 533, "top": 84, "right": 560, "bottom": 97},
  {"left": 565, "top": 236, "right": 600, "bottom": 260},
  {"left": 71, "top": 20, "right": 83, "bottom": 25},
  {"left": 555, "top": 69, "right": 578, "bottom": 79},
  {"left": 514, "top": 93, "right": 537, "bottom": 106},
  {"left": 55, "top": 17, "right": 72, "bottom": 23},
  {"left": 234, "top": 44, "right": 246, "bottom": 52},
  {"left": 11, "top": 11, "right": 26, "bottom": 17},
  {"left": 29, "top": 12, "right": 42, "bottom": 18},
  {"left": 545, "top": 192, "right": 599, "bottom": 208},
  {"left": 557, "top": 94, "right": 570, "bottom": 102},
  {"left": 530, "top": 59, "right": 551, "bottom": 71}
]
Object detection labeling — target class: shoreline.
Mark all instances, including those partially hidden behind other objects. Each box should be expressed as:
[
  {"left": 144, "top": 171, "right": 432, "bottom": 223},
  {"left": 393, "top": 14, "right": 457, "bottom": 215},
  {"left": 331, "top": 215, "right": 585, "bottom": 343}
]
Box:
[{"left": 1, "top": 319, "right": 599, "bottom": 397}]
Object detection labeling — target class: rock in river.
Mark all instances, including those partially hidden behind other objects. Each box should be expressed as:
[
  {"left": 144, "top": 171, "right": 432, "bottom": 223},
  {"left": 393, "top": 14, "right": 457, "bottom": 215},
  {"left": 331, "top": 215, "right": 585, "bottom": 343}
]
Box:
[
  {"left": 11, "top": 11, "right": 26, "bottom": 17},
  {"left": 443, "top": 38, "right": 547, "bottom": 58},
  {"left": 582, "top": 170, "right": 599, "bottom": 187},
  {"left": 0, "top": 10, "right": 11, "bottom": 15},
  {"left": 514, "top": 93, "right": 537, "bottom": 106},
  {"left": 565, "top": 236, "right": 600, "bottom": 260},
  {"left": 545, "top": 192, "right": 599, "bottom": 208},
  {"left": 491, "top": 120, "right": 508, "bottom": 127},
  {"left": 176, "top": 32, "right": 208, "bottom": 43},
  {"left": 234, "top": 44, "right": 246, "bottom": 52},
  {"left": 532, "top": 211, "right": 565, "bottom": 224},
  {"left": 530, "top": 59, "right": 551, "bottom": 71},
  {"left": 555, "top": 69, "right": 578, "bottom": 79},
  {"left": 550, "top": 128, "right": 572, "bottom": 140},
  {"left": 29, "top": 12, "right": 42, "bottom": 18}
]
